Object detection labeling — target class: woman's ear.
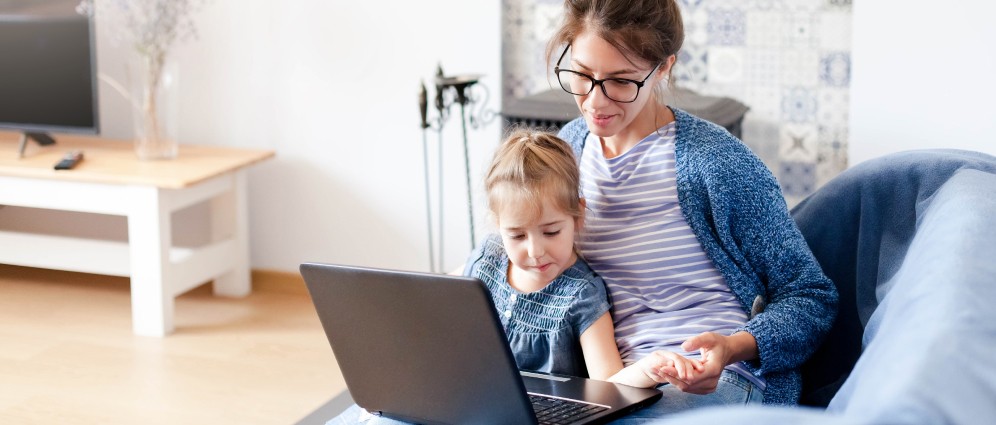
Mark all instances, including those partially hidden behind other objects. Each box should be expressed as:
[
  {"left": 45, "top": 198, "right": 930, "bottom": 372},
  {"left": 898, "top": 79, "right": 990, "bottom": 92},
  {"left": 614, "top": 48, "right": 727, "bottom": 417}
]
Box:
[{"left": 659, "top": 54, "right": 677, "bottom": 80}]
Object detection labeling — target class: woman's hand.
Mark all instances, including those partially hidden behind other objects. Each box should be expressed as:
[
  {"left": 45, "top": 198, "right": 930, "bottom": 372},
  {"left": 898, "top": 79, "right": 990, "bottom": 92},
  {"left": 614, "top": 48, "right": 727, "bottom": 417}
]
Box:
[{"left": 658, "top": 331, "right": 758, "bottom": 394}]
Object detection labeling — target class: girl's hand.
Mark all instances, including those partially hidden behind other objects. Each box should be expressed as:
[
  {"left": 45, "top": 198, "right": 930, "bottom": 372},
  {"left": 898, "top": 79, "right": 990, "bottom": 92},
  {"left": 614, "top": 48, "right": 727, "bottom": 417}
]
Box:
[
  {"left": 648, "top": 350, "right": 704, "bottom": 384},
  {"left": 608, "top": 350, "right": 699, "bottom": 388},
  {"left": 660, "top": 331, "right": 757, "bottom": 395}
]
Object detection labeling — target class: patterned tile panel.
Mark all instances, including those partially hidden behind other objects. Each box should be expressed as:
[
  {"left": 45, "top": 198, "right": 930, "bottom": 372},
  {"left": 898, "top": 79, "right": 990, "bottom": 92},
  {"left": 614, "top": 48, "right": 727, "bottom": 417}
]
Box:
[{"left": 502, "top": 0, "right": 852, "bottom": 203}]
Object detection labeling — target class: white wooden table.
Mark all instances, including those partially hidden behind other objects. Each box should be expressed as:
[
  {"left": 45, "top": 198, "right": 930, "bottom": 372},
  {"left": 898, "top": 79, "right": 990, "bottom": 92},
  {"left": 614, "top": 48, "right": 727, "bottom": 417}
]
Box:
[{"left": 0, "top": 132, "right": 274, "bottom": 336}]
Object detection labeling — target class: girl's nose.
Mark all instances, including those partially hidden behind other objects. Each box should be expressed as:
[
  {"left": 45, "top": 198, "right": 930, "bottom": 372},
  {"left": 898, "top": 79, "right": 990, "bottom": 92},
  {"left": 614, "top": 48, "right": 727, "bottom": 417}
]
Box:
[{"left": 527, "top": 239, "right": 544, "bottom": 258}]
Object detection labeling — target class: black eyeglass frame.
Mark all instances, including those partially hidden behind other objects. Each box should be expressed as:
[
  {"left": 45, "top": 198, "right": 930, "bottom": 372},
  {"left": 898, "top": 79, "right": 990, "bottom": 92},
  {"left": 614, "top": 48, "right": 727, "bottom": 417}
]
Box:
[{"left": 553, "top": 44, "right": 661, "bottom": 104}]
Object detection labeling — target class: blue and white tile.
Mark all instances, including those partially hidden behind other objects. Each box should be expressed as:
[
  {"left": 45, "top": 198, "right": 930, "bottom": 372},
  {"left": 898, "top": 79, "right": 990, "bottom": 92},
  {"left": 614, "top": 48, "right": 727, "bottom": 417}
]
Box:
[
  {"left": 747, "top": 0, "right": 787, "bottom": 11},
  {"left": 744, "top": 48, "right": 781, "bottom": 85},
  {"left": 503, "top": 0, "right": 535, "bottom": 39},
  {"left": 781, "top": 10, "right": 816, "bottom": 48},
  {"left": 707, "top": 47, "right": 746, "bottom": 84},
  {"left": 780, "top": 48, "right": 819, "bottom": 86},
  {"left": 779, "top": 160, "right": 817, "bottom": 202},
  {"left": 679, "top": 0, "right": 707, "bottom": 10},
  {"left": 817, "top": 10, "right": 852, "bottom": 50},
  {"left": 825, "top": 0, "right": 853, "bottom": 10},
  {"left": 781, "top": 86, "right": 818, "bottom": 123},
  {"left": 779, "top": 123, "right": 819, "bottom": 162},
  {"left": 746, "top": 11, "right": 784, "bottom": 48},
  {"left": 816, "top": 125, "right": 848, "bottom": 186},
  {"left": 742, "top": 85, "right": 781, "bottom": 120},
  {"left": 674, "top": 45, "right": 709, "bottom": 86},
  {"left": 683, "top": 7, "right": 710, "bottom": 46},
  {"left": 533, "top": 2, "right": 561, "bottom": 44},
  {"left": 707, "top": 7, "right": 748, "bottom": 46},
  {"left": 817, "top": 87, "right": 849, "bottom": 127},
  {"left": 785, "top": 0, "right": 823, "bottom": 11},
  {"left": 819, "top": 51, "right": 850, "bottom": 87},
  {"left": 505, "top": 75, "right": 535, "bottom": 101}
]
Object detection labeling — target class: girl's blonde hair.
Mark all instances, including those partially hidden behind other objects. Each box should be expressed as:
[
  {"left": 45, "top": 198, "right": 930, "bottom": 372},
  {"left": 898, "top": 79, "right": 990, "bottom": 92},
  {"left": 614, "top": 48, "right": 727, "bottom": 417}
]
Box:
[{"left": 485, "top": 129, "right": 582, "bottom": 225}]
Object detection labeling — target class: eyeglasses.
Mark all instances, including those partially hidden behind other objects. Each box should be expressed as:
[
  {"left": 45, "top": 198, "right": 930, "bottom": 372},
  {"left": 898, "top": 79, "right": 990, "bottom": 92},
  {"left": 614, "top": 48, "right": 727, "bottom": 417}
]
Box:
[{"left": 554, "top": 45, "right": 660, "bottom": 103}]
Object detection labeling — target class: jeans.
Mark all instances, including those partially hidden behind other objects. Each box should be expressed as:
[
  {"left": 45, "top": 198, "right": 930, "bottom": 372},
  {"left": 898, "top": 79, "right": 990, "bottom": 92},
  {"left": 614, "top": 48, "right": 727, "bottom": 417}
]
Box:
[
  {"left": 326, "top": 370, "right": 763, "bottom": 425},
  {"left": 606, "top": 370, "right": 763, "bottom": 424}
]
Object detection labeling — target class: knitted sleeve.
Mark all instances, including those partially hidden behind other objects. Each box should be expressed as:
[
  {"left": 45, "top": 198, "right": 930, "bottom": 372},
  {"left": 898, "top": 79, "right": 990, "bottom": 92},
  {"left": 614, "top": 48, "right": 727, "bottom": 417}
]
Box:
[
  {"left": 557, "top": 118, "right": 589, "bottom": 161},
  {"left": 674, "top": 113, "right": 838, "bottom": 376}
]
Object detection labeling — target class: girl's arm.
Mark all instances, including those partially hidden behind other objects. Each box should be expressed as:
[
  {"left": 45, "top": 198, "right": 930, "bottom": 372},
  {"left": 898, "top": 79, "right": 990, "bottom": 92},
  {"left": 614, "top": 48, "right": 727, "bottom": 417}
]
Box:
[
  {"left": 578, "top": 312, "right": 623, "bottom": 381},
  {"left": 579, "top": 312, "right": 701, "bottom": 388}
]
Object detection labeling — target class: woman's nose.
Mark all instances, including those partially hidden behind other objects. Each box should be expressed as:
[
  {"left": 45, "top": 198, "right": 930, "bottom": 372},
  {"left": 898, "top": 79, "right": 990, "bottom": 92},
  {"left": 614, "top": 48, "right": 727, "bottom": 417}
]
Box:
[{"left": 585, "top": 82, "right": 613, "bottom": 108}]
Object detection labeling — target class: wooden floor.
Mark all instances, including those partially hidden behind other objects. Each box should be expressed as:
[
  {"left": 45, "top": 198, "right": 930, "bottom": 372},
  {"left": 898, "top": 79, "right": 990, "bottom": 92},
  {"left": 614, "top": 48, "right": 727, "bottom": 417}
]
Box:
[{"left": 0, "top": 264, "right": 346, "bottom": 424}]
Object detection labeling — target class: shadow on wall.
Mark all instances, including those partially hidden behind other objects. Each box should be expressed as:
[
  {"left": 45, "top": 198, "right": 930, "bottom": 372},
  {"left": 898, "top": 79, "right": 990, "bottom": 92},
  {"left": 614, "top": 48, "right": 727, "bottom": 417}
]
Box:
[{"left": 248, "top": 156, "right": 429, "bottom": 273}]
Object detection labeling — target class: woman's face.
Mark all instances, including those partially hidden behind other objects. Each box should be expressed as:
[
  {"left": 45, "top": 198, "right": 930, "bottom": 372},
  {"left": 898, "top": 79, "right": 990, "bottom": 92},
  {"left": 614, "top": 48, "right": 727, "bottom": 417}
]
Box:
[{"left": 566, "top": 31, "right": 669, "bottom": 145}]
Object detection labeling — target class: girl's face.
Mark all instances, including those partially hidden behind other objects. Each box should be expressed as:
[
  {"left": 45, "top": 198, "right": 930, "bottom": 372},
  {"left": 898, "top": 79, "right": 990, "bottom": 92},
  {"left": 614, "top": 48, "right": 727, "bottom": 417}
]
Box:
[
  {"left": 497, "top": 195, "right": 580, "bottom": 292},
  {"left": 566, "top": 30, "right": 670, "bottom": 148}
]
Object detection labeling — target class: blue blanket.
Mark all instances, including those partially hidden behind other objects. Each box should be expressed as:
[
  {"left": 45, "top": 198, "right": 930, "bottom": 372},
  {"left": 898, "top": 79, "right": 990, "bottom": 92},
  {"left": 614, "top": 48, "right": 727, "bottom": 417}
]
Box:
[{"left": 648, "top": 149, "right": 996, "bottom": 423}]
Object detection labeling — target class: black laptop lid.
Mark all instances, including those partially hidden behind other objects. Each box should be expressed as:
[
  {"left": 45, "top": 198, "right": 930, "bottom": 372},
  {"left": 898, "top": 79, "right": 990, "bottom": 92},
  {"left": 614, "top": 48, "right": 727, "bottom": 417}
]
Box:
[{"left": 301, "top": 262, "right": 537, "bottom": 425}]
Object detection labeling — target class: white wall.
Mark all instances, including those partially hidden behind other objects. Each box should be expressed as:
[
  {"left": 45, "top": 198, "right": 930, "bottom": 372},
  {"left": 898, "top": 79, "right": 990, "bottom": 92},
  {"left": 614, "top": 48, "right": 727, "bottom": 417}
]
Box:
[
  {"left": 1, "top": 0, "right": 503, "bottom": 274},
  {"left": 849, "top": 0, "right": 996, "bottom": 165}
]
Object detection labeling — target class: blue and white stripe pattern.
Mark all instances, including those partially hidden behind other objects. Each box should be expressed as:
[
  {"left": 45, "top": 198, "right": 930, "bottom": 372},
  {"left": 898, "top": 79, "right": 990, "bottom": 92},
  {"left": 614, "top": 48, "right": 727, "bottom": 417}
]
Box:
[{"left": 577, "top": 122, "right": 764, "bottom": 388}]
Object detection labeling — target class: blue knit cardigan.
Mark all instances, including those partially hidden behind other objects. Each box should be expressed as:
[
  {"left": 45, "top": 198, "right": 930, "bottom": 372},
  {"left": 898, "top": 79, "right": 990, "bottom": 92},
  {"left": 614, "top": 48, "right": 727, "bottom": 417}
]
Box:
[{"left": 558, "top": 109, "right": 838, "bottom": 405}]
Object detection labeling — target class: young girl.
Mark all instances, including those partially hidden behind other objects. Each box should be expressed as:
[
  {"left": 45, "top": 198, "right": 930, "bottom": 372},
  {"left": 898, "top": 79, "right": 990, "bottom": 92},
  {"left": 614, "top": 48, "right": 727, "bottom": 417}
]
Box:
[
  {"left": 327, "top": 129, "right": 695, "bottom": 425},
  {"left": 462, "top": 128, "right": 700, "bottom": 386}
]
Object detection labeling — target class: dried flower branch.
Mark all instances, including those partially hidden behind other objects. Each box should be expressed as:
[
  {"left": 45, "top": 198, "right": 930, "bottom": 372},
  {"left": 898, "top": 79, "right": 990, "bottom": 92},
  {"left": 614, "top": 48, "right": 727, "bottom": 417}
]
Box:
[{"left": 77, "top": 0, "right": 204, "bottom": 66}]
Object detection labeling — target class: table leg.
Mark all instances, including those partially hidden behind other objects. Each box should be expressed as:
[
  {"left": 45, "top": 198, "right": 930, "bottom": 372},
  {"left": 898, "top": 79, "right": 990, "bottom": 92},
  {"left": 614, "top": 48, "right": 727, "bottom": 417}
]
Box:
[
  {"left": 127, "top": 185, "right": 174, "bottom": 336},
  {"left": 211, "top": 171, "right": 251, "bottom": 297}
]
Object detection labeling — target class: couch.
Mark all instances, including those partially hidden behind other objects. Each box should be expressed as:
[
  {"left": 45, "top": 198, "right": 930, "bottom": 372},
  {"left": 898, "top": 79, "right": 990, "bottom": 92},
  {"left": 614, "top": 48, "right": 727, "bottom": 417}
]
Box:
[{"left": 656, "top": 149, "right": 996, "bottom": 424}]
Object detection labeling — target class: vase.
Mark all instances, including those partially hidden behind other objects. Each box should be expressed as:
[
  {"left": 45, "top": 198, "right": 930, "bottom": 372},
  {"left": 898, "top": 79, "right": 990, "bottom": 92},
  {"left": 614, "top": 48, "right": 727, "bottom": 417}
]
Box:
[{"left": 128, "top": 54, "right": 179, "bottom": 160}]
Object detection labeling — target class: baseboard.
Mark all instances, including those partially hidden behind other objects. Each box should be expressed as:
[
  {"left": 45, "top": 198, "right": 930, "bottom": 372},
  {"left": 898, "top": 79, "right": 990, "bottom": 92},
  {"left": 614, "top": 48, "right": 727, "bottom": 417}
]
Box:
[
  {"left": 0, "top": 264, "right": 309, "bottom": 296},
  {"left": 251, "top": 268, "right": 308, "bottom": 296}
]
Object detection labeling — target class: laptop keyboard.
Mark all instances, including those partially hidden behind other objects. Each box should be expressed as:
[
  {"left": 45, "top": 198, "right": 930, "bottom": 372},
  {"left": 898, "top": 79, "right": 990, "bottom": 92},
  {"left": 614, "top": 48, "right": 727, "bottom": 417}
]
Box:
[{"left": 529, "top": 394, "right": 608, "bottom": 425}]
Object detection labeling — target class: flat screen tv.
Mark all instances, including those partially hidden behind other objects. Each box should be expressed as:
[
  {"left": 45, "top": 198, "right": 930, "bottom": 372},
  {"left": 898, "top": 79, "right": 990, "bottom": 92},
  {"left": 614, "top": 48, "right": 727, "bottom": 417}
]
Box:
[{"left": 0, "top": 0, "right": 99, "bottom": 151}]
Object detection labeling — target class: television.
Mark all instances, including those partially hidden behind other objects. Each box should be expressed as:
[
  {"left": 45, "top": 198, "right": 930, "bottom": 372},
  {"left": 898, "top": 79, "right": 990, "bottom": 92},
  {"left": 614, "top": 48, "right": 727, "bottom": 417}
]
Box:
[{"left": 0, "top": 0, "right": 99, "bottom": 155}]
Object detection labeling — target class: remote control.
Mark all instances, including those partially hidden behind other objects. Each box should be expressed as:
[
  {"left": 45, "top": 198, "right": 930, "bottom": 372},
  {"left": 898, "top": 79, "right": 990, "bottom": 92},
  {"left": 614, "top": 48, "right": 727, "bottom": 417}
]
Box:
[{"left": 54, "top": 150, "right": 84, "bottom": 170}]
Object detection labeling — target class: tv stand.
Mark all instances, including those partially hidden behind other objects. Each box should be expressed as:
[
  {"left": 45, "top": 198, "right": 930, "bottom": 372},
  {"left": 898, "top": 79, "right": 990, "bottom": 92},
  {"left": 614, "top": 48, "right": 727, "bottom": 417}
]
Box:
[
  {"left": 17, "top": 131, "right": 57, "bottom": 158},
  {"left": 1, "top": 132, "right": 275, "bottom": 336}
]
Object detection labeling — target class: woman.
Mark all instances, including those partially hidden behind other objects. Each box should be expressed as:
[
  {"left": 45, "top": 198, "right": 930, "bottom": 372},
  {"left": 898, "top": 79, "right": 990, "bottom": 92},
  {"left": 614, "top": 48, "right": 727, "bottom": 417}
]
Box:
[
  {"left": 329, "top": 0, "right": 836, "bottom": 422},
  {"left": 548, "top": 0, "right": 837, "bottom": 417}
]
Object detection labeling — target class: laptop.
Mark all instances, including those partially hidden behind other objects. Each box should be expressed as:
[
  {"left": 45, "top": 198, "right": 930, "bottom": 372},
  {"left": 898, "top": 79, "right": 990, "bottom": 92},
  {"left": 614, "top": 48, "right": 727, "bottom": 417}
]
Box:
[{"left": 301, "top": 262, "right": 662, "bottom": 425}]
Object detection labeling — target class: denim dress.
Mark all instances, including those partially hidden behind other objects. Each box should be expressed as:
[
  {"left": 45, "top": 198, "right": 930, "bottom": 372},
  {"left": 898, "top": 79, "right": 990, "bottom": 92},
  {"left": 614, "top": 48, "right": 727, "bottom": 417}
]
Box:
[{"left": 463, "top": 234, "right": 611, "bottom": 377}]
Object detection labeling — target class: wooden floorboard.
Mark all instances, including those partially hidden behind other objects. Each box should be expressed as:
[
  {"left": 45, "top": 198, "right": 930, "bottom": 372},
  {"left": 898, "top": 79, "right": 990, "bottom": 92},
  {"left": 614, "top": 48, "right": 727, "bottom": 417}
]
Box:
[{"left": 0, "top": 264, "right": 346, "bottom": 424}]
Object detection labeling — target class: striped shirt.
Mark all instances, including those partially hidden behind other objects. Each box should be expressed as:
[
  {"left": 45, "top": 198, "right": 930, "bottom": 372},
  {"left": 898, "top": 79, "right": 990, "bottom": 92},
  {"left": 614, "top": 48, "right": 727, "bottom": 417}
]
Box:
[{"left": 577, "top": 122, "right": 765, "bottom": 389}]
